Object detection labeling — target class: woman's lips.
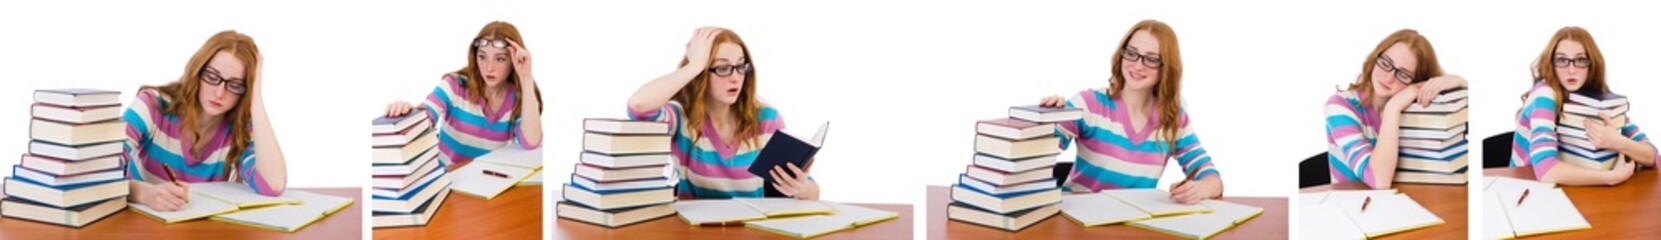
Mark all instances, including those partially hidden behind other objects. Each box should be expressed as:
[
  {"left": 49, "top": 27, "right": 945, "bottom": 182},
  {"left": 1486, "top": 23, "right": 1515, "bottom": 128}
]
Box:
[{"left": 208, "top": 101, "right": 223, "bottom": 108}]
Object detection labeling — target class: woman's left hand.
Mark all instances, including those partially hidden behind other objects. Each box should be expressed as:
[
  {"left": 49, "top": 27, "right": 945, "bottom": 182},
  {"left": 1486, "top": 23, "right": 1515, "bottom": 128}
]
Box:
[
  {"left": 1414, "top": 75, "right": 1466, "bottom": 106},
  {"left": 507, "top": 40, "right": 533, "bottom": 82},
  {"left": 770, "top": 162, "right": 820, "bottom": 200}
]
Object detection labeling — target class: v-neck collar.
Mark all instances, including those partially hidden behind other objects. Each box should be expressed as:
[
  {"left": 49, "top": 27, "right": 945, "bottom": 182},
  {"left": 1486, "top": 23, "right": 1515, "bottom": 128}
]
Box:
[
  {"left": 1110, "top": 93, "right": 1160, "bottom": 145},
  {"left": 699, "top": 118, "right": 740, "bottom": 158},
  {"left": 184, "top": 122, "right": 230, "bottom": 165}
]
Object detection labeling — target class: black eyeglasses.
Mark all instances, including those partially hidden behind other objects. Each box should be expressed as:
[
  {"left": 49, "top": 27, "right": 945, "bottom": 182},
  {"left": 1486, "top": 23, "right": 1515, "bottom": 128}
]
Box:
[
  {"left": 707, "top": 62, "right": 751, "bottom": 76},
  {"left": 199, "top": 67, "right": 247, "bottom": 95},
  {"left": 474, "top": 38, "right": 509, "bottom": 49},
  {"left": 1120, "top": 47, "right": 1162, "bottom": 68},
  {"left": 1375, "top": 54, "right": 1416, "bottom": 84},
  {"left": 1552, "top": 56, "right": 1592, "bottom": 68}
]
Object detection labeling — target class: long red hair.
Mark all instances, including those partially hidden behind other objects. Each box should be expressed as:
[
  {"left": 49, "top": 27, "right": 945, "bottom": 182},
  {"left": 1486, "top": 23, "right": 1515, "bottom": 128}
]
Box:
[
  {"left": 1523, "top": 26, "right": 1608, "bottom": 116},
  {"left": 138, "top": 30, "right": 259, "bottom": 162},
  {"left": 455, "top": 21, "right": 543, "bottom": 119},
  {"left": 1109, "top": 20, "right": 1184, "bottom": 151},
  {"left": 674, "top": 28, "right": 763, "bottom": 147},
  {"left": 1342, "top": 29, "right": 1444, "bottom": 107}
]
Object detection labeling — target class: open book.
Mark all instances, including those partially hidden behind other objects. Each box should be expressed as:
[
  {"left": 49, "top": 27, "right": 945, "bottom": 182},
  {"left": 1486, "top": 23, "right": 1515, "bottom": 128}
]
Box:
[{"left": 749, "top": 122, "right": 829, "bottom": 197}]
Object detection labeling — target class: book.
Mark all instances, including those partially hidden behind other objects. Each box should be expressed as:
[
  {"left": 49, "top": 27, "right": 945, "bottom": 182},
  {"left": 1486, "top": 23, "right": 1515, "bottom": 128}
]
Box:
[
  {"left": 1567, "top": 91, "right": 1628, "bottom": 110},
  {"left": 1399, "top": 108, "right": 1468, "bottom": 129},
  {"left": 1481, "top": 176, "right": 1556, "bottom": 194},
  {"left": 583, "top": 132, "right": 672, "bottom": 155},
  {"left": 1099, "top": 189, "right": 1212, "bottom": 216},
  {"left": 371, "top": 120, "right": 433, "bottom": 147},
  {"left": 33, "top": 89, "right": 120, "bottom": 108},
  {"left": 1558, "top": 113, "right": 1626, "bottom": 130},
  {"left": 556, "top": 200, "right": 675, "bottom": 228},
  {"left": 1497, "top": 188, "right": 1590, "bottom": 237},
  {"left": 1397, "top": 142, "right": 1468, "bottom": 174},
  {"left": 1058, "top": 192, "right": 1152, "bottom": 227},
  {"left": 964, "top": 164, "right": 1053, "bottom": 186},
  {"left": 946, "top": 202, "right": 1059, "bottom": 231},
  {"left": 129, "top": 191, "right": 240, "bottom": 223},
  {"left": 372, "top": 168, "right": 447, "bottom": 199},
  {"left": 1398, "top": 132, "right": 1466, "bottom": 150},
  {"left": 371, "top": 146, "right": 440, "bottom": 176},
  {"left": 471, "top": 146, "right": 544, "bottom": 170},
  {"left": 561, "top": 184, "right": 674, "bottom": 211},
  {"left": 371, "top": 108, "right": 430, "bottom": 134},
  {"left": 1127, "top": 200, "right": 1264, "bottom": 239},
  {"left": 2, "top": 177, "right": 127, "bottom": 208},
  {"left": 1399, "top": 124, "right": 1465, "bottom": 140},
  {"left": 949, "top": 184, "right": 1061, "bottom": 214},
  {"left": 518, "top": 170, "right": 543, "bottom": 186},
  {"left": 579, "top": 151, "right": 673, "bottom": 169},
  {"left": 976, "top": 118, "right": 1056, "bottom": 140},
  {"left": 11, "top": 165, "right": 125, "bottom": 188},
  {"left": 373, "top": 189, "right": 451, "bottom": 228},
  {"left": 744, "top": 203, "right": 899, "bottom": 239},
  {"left": 210, "top": 190, "right": 355, "bottom": 233},
  {"left": 372, "top": 129, "right": 438, "bottom": 165},
  {"left": 734, "top": 198, "right": 836, "bottom": 217},
  {"left": 18, "top": 153, "right": 122, "bottom": 176},
  {"left": 573, "top": 163, "right": 667, "bottom": 182},
  {"left": 190, "top": 182, "right": 303, "bottom": 208},
  {"left": 0, "top": 197, "right": 125, "bottom": 228},
  {"left": 749, "top": 122, "right": 829, "bottom": 197},
  {"left": 1334, "top": 193, "right": 1444, "bottom": 238},
  {"left": 570, "top": 175, "right": 670, "bottom": 192},
  {"left": 373, "top": 164, "right": 443, "bottom": 190},
  {"left": 1482, "top": 192, "right": 1515, "bottom": 240},
  {"left": 449, "top": 162, "right": 534, "bottom": 200},
  {"left": 974, "top": 134, "right": 1060, "bottom": 160},
  {"left": 1008, "top": 105, "right": 1083, "bottom": 123},
  {"left": 584, "top": 118, "right": 671, "bottom": 134},
  {"left": 673, "top": 199, "right": 769, "bottom": 225},
  {"left": 1393, "top": 168, "right": 1468, "bottom": 185},
  {"left": 29, "top": 119, "right": 124, "bottom": 146},
  {"left": 28, "top": 140, "right": 123, "bottom": 162},
  {"left": 958, "top": 174, "right": 1056, "bottom": 196},
  {"left": 1299, "top": 204, "right": 1367, "bottom": 239},
  {"left": 1401, "top": 88, "right": 1469, "bottom": 113},
  {"left": 1559, "top": 150, "right": 1620, "bottom": 170},
  {"left": 971, "top": 153, "right": 1058, "bottom": 173},
  {"left": 31, "top": 103, "right": 121, "bottom": 124},
  {"left": 372, "top": 172, "right": 452, "bottom": 214}
]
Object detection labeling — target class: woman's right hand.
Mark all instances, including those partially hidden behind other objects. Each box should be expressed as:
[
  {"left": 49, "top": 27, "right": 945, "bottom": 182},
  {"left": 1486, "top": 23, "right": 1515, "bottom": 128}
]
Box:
[
  {"left": 683, "top": 27, "right": 722, "bottom": 70},
  {"left": 1040, "top": 95, "right": 1067, "bottom": 108},
  {"left": 385, "top": 101, "right": 416, "bottom": 117},
  {"left": 1604, "top": 157, "right": 1637, "bottom": 185},
  {"left": 142, "top": 182, "right": 191, "bottom": 211}
]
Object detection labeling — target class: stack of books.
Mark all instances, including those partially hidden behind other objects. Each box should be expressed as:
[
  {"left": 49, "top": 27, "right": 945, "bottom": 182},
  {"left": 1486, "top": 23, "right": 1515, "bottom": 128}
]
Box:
[
  {"left": 945, "top": 105, "right": 1074, "bottom": 231},
  {"left": 369, "top": 109, "right": 453, "bottom": 228},
  {"left": 2, "top": 89, "right": 130, "bottom": 227},
  {"left": 1396, "top": 87, "right": 1470, "bottom": 184},
  {"left": 1556, "top": 91, "right": 1630, "bottom": 170},
  {"left": 556, "top": 119, "right": 677, "bottom": 227}
]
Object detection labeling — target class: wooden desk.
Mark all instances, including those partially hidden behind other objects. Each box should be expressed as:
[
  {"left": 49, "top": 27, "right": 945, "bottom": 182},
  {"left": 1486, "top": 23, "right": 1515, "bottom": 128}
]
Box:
[
  {"left": 1300, "top": 182, "right": 1468, "bottom": 240},
  {"left": 552, "top": 191, "right": 914, "bottom": 240},
  {"left": 925, "top": 185, "right": 1287, "bottom": 239},
  {"left": 0, "top": 188, "right": 362, "bottom": 240},
  {"left": 372, "top": 186, "right": 543, "bottom": 240},
  {"left": 1486, "top": 167, "right": 1660, "bottom": 238}
]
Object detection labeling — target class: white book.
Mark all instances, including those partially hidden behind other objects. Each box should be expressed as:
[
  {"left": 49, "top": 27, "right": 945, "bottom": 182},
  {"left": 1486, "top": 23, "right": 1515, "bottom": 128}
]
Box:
[
  {"left": 674, "top": 199, "right": 768, "bottom": 225},
  {"left": 210, "top": 190, "right": 354, "bottom": 233},
  {"left": 1481, "top": 176, "right": 1556, "bottom": 194},
  {"left": 735, "top": 198, "right": 835, "bottom": 217},
  {"left": 743, "top": 203, "right": 898, "bottom": 238},
  {"left": 1315, "top": 189, "right": 1398, "bottom": 205},
  {"left": 1127, "top": 200, "right": 1264, "bottom": 239},
  {"left": 1498, "top": 188, "right": 1590, "bottom": 237},
  {"left": 449, "top": 162, "right": 534, "bottom": 200},
  {"left": 191, "top": 182, "right": 303, "bottom": 208},
  {"left": 372, "top": 169, "right": 447, "bottom": 198},
  {"left": 1334, "top": 193, "right": 1444, "bottom": 237},
  {"left": 1300, "top": 204, "right": 1367, "bottom": 240},
  {"left": 471, "top": 146, "right": 544, "bottom": 170},
  {"left": 1482, "top": 192, "right": 1515, "bottom": 240},
  {"left": 130, "top": 192, "right": 241, "bottom": 223},
  {"left": 371, "top": 148, "right": 440, "bottom": 176},
  {"left": 518, "top": 170, "right": 543, "bottom": 186},
  {"left": 1099, "top": 189, "right": 1211, "bottom": 216},
  {"left": 29, "top": 140, "right": 123, "bottom": 161},
  {"left": 1058, "top": 193, "right": 1151, "bottom": 227}
]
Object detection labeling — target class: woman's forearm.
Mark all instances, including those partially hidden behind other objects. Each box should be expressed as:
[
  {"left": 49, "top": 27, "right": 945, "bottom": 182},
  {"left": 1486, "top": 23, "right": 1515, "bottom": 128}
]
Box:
[
  {"left": 249, "top": 87, "right": 287, "bottom": 191},
  {"left": 517, "top": 78, "right": 543, "bottom": 147}
]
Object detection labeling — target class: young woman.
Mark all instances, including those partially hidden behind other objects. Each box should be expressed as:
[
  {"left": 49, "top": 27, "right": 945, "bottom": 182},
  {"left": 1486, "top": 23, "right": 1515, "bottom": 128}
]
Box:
[
  {"left": 126, "top": 30, "right": 289, "bottom": 211},
  {"left": 384, "top": 21, "right": 544, "bottom": 165},
  {"left": 1324, "top": 29, "right": 1468, "bottom": 189},
  {"left": 626, "top": 27, "right": 819, "bottom": 200},
  {"left": 1037, "top": 20, "right": 1221, "bottom": 204},
  {"left": 1512, "top": 26, "right": 1657, "bottom": 185}
]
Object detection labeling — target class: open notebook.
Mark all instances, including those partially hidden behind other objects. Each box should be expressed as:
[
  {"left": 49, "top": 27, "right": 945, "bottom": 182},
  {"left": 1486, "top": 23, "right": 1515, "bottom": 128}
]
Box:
[
  {"left": 743, "top": 202, "right": 898, "bottom": 239},
  {"left": 1300, "top": 203, "right": 1366, "bottom": 239},
  {"left": 1058, "top": 193, "right": 1152, "bottom": 227},
  {"left": 211, "top": 190, "right": 355, "bottom": 232},
  {"left": 473, "top": 146, "right": 544, "bottom": 170},
  {"left": 130, "top": 192, "right": 240, "bottom": 223},
  {"left": 450, "top": 162, "right": 536, "bottom": 200},
  {"left": 1128, "top": 200, "right": 1264, "bottom": 239},
  {"left": 672, "top": 198, "right": 836, "bottom": 225},
  {"left": 1334, "top": 193, "right": 1444, "bottom": 238},
  {"left": 1483, "top": 192, "right": 1515, "bottom": 239},
  {"left": 1098, "top": 189, "right": 1212, "bottom": 216},
  {"left": 1492, "top": 185, "right": 1590, "bottom": 237}
]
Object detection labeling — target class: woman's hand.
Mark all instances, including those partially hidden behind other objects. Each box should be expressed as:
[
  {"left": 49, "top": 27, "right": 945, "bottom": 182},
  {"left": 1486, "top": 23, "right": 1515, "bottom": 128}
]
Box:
[
  {"left": 139, "top": 181, "right": 191, "bottom": 211},
  {"left": 1414, "top": 75, "right": 1466, "bottom": 106},
  {"left": 1385, "top": 84, "right": 1424, "bottom": 112},
  {"left": 683, "top": 27, "right": 721, "bottom": 70},
  {"left": 1603, "top": 157, "right": 1637, "bottom": 185},
  {"left": 1040, "top": 95, "right": 1067, "bottom": 108},
  {"left": 770, "top": 162, "right": 820, "bottom": 200},
  {"left": 1586, "top": 112, "right": 1629, "bottom": 150},
  {"left": 507, "top": 40, "right": 534, "bottom": 82},
  {"left": 1168, "top": 176, "right": 1222, "bottom": 204},
  {"left": 385, "top": 101, "right": 417, "bottom": 117}
]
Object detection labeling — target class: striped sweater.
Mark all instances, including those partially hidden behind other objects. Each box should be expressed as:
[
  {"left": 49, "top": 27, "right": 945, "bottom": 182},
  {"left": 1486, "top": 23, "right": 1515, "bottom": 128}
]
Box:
[
  {"left": 423, "top": 74, "right": 541, "bottom": 165},
  {"left": 123, "top": 89, "right": 283, "bottom": 196},
  {"left": 1511, "top": 81, "right": 1657, "bottom": 178},
  {"left": 629, "top": 101, "right": 790, "bottom": 198},
  {"left": 1055, "top": 88, "right": 1220, "bottom": 193},
  {"left": 1324, "top": 90, "right": 1385, "bottom": 187}
]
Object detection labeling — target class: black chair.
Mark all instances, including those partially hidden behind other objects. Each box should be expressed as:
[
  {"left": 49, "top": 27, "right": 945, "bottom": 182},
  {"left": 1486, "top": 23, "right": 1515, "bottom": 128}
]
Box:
[
  {"left": 1053, "top": 162, "right": 1074, "bottom": 188},
  {"left": 1299, "top": 152, "right": 1330, "bottom": 188},
  {"left": 1482, "top": 132, "right": 1514, "bottom": 168}
]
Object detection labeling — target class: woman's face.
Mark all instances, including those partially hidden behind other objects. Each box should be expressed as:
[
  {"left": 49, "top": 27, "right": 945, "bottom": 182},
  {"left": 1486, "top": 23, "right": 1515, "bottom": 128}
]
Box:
[
  {"left": 198, "top": 51, "right": 245, "bottom": 118},
  {"left": 705, "top": 43, "right": 747, "bottom": 105},
  {"left": 475, "top": 39, "right": 513, "bottom": 87},
  {"left": 1371, "top": 43, "right": 1417, "bottom": 97},
  {"left": 1120, "top": 30, "right": 1162, "bottom": 92},
  {"left": 1553, "top": 40, "right": 1590, "bottom": 92}
]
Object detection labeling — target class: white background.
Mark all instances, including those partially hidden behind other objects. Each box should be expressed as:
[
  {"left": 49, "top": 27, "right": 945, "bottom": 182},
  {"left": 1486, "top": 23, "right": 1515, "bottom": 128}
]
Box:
[{"left": 5, "top": 1, "right": 1660, "bottom": 239}]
